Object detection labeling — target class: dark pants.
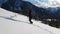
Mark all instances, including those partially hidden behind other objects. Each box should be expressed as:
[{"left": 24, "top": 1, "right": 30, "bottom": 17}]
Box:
[{"left": 29, "top": 17, "right": 33, "bottom": 24}]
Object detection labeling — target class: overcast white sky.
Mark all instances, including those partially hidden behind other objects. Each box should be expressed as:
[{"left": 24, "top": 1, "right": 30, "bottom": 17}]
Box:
[{"left": 24, "top": 0, "right": 60, "bottom": 8}]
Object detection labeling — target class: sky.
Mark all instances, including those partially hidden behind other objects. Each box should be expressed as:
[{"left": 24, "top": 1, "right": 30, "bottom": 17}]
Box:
[
  {"left": 0, "top": 0, "right": 60, "bottom": 8},
  {"left": 38, "top": 0, "right": 48, "bottom": 3},
  {"left": 24, "top": 0, "right": 60, "bottom": 8},
  {"left": 24, "top": 0, "right": 48, "bottom": 4}
]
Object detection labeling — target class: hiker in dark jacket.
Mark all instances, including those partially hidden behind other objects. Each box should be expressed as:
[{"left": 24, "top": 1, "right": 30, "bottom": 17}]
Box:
[{"left": 29, "top": 10, "right": 33, "bottom": 24}]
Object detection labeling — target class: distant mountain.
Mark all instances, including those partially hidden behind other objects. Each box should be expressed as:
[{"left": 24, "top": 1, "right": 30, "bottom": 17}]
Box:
[
  {"left": 1, "top": 0, "right": 60, "bottom": 20},
  {"left": 0, "top": 0, "right": 7, "bottom": 7},
  {"left": 46, "top": 7, "right": 60, "bottom": 19},
  {"left": 46, "top": 7, "right": 58, "bottom": 13}
]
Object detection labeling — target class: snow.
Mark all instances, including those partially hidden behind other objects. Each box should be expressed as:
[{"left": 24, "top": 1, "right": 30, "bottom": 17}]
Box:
[{"left": 0, "top": 8, "right": 60, "bottom": 34}]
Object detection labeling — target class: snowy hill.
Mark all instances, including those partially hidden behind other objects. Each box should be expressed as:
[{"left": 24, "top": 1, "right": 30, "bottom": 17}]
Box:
[{"left": 0, "top": 8, "right": 60, "bottom": 34}]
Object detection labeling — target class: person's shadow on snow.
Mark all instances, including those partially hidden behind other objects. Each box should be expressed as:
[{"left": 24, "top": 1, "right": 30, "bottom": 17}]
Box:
[{"left": 0, "top": 16, "right": 29, "bottom": 24}]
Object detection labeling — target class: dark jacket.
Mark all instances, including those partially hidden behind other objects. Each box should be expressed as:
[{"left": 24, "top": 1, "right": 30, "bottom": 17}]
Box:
[{"left": 29, "top": 10, "right": 32, "bottom": 17}]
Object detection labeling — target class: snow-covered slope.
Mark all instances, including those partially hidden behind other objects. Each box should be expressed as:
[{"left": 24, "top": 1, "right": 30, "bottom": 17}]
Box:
[{"left": 0, "top": 8, "right": 60, "bottom": 34}]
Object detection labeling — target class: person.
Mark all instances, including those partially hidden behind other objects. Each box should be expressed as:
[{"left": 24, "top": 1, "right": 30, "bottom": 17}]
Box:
[{"left": 29, "top": 10, "right": 33, "bottom": 24}]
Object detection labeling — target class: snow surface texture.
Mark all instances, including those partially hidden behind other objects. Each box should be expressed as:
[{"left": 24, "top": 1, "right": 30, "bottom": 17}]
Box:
[{"left": 0, "top": 8, "right": 60, "bottom": 34}]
